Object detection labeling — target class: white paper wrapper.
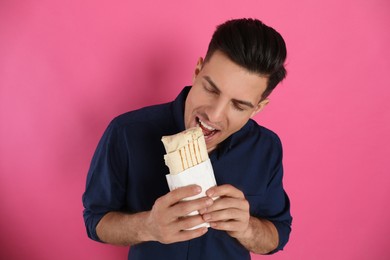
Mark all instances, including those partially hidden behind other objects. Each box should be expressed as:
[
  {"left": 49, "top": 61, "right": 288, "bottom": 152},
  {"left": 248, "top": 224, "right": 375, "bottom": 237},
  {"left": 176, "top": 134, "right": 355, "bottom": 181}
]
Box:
[{"left": 165, "top": 159, "right": 217, "bottom": 229}]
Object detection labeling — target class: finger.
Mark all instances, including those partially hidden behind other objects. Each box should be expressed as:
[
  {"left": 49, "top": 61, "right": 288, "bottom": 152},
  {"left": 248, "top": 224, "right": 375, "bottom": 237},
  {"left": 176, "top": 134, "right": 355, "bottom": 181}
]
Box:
[
  {"left": 171, "top": 196, "right": 214, "bottom": 217},
  {"left": 202, "top": 208, "right": 246, "bottom": 223},
  {"left": 162, "top": 185, "right": 202, "bottom": 207},
  {"left": 173, "top": 227, "right": 209, "bottom": 243},
  {"left": 159, "top": 226, "right": 208, "bottom": 244},
  {"left": 206, "top": 184, "right": 244, "bottom": 199},
  {"left": 177, "top": 214, "right": 209, "bottom": 231},
  {"left": 209, "top": 220, "right": 243, "bottom": 232},
  {"left": 205, "top": 197, "right": 249, "bottom": 213}
]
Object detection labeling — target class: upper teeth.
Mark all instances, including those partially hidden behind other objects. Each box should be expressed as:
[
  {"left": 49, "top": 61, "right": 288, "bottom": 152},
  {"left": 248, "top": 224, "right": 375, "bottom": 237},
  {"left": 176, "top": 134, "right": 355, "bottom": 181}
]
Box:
[{"left": 199, "top": 119, "right": 216, "bottom": 131}]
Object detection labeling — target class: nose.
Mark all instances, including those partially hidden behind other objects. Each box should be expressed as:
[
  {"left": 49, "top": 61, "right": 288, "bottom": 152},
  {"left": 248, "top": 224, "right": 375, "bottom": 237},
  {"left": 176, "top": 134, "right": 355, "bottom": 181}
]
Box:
[{"left": 206, "top": 98, "right": 227, "bottom": 123}]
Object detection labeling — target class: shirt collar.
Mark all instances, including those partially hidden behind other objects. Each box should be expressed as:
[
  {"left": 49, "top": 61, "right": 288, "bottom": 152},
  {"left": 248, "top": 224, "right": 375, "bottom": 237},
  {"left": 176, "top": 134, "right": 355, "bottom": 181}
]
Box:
[{"left": 172, "top": 86, "right": 190, "bottom": 132}]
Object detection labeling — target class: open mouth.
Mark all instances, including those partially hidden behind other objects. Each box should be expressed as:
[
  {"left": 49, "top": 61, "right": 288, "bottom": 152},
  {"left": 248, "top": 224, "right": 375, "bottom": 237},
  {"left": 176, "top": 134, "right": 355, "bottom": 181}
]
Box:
[{"left": 197, "top": 117, "right": 219, "bottom": 138}]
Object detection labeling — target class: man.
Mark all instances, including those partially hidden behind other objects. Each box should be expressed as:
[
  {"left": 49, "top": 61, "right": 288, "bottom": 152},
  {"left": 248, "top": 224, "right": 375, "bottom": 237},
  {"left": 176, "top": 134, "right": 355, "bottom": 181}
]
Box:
[{"left": 83, "top": 18, "right": 292, "bottom": 259}]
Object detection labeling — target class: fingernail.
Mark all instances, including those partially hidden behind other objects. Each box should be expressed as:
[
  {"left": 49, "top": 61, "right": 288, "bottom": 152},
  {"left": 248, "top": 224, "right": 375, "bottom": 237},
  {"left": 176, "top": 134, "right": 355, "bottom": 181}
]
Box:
[
  {"left": 206, "top": 190, "right": 214, "bottom": 197},
  {"left": 199, "top": 208, "right": 206, "bottom": 214},
  {"left": 194, "top": 185, "right": 202, "bottom": 193},
  {"left": 205, "top": 199, "right": 213, "bottom": 206}
]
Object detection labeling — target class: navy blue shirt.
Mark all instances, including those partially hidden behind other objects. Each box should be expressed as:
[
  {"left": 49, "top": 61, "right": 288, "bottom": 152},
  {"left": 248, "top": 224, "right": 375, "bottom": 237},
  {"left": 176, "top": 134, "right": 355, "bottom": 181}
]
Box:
[{"left": 83, "top": 87, "right": 292, "bottom": 259}]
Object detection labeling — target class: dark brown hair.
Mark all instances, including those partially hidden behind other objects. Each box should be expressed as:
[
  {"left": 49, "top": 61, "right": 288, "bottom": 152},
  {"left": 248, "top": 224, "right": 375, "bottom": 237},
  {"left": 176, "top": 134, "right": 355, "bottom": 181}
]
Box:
[{"left": 205, "top": 18, "right": 287, "bottom": 99}]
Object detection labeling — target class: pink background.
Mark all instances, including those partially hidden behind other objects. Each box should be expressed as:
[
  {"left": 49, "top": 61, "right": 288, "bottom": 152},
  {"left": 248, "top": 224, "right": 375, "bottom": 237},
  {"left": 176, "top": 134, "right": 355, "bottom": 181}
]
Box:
[{"left": 1, "top": 0, "right": 389, "bottom": 259}]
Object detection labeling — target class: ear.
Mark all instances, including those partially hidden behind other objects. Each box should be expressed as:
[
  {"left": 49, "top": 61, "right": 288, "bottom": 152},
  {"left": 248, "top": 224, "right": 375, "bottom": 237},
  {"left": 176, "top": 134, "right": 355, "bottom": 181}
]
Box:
[
  {"left": 192, "top": 57, "right": 204, "bottom": 84},
  {"left": 250, "top": 98, "right": 269, "bottom": 117}
]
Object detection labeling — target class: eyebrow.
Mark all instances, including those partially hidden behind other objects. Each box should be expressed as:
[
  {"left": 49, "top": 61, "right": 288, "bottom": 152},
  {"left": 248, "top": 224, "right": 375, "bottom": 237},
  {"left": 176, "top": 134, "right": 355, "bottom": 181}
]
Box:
[{"left": 203, "top": 76, "right": 255, "bottom": 109}]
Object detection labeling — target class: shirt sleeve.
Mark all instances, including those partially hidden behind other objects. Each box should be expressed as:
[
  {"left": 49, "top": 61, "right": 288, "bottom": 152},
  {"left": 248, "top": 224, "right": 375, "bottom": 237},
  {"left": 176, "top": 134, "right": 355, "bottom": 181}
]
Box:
[
  {"left": 82, "top": 119, "right": 129, "bottom": 242},
  {"left": 256, "top": 135, "right": 292, "bottom": 254},
  {"left": 265, "top": 165, "right": 292, "bottom": 254}
]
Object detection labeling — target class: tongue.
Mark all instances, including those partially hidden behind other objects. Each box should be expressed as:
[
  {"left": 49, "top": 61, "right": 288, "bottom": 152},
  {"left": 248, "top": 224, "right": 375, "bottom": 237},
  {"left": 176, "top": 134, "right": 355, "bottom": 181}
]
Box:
[{"left": 199, "top": 124, "right": 215, "bottom": 136}]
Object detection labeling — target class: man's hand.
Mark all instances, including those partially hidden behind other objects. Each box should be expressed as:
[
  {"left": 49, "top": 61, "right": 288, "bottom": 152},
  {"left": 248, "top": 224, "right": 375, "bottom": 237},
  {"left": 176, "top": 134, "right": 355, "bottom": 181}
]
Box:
[
  {"left": 145, "top": 185, "right": 214, "bottom": 244},
  {"left": 199, "top": 184, "right": 250, "bottom": 238},
  {"left": 96, "top": 185, "right": 214, "bottom": 246},
  {"left": 200, "top": 184, "right": 279, "bottom": 254}
]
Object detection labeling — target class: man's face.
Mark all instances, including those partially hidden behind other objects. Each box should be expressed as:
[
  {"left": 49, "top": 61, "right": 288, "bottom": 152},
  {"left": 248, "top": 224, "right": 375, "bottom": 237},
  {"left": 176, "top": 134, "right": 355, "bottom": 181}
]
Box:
[{"left": 184, "top": 51, "right": 269, "bottom": 152}]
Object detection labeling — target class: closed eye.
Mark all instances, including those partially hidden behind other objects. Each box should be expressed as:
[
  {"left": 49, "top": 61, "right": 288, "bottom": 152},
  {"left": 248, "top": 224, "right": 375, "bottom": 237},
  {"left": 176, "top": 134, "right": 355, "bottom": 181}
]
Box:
[
  {"left": 203, "top": 84, "right": 219, "bottom": 95},
  {"left": 232, "top": 102, "right": 245, "bottom": 111},
  {"left": 202, "top": 76, "right": 254, "bottom": 111}
]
